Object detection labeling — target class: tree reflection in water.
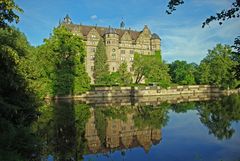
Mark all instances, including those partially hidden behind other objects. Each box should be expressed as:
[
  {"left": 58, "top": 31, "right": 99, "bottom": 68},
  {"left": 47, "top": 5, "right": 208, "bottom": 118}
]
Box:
[
  {"left": 197, "top": 94, "right": 240, "bottom": 140},
  {"left": 34, "top": 94, "right": 240, "bottom": 160}
]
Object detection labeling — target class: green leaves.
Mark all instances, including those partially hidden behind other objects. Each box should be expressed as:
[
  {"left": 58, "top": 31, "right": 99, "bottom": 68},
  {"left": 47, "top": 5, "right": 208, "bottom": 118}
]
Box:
[
  {"left": 116, "top": 61, "right": 132, "bottom": 85},
  {"left": 93, "top": 39, "right": 110, "bottom": 84},
  {"left": 34, "top": 26, "right": 90, "bottom": 96},
  {"left": 0, "top": 0, "right": 23, "bottom": 28},
  {"left": 133, "top": 51, "right": 171, "bottom": 86},
  {"left": 199, "top": 44, "right": 238, "bottom": 88},
  {"left": 169, "top": 60, "right": 197, "bottom": 85}
]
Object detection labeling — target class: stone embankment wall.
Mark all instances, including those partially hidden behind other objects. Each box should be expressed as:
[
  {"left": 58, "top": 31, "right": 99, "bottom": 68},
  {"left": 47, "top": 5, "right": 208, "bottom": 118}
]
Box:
[{"left": 53, "top": 85, "right": 239, "bottom": 100}]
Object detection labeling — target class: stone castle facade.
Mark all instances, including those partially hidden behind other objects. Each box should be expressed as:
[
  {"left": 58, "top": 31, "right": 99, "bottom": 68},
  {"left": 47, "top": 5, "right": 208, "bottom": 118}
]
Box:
[{"left": 62, "top": 15, "right": 161, "bottom": 83}]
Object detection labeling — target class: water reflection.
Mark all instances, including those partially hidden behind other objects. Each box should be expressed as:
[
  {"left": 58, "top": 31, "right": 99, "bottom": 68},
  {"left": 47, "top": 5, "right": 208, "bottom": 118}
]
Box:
[
  {"left": 35, "top": 94, "right": 240, "bottom": 161},
  {"left": 85, "top": 105, "right": 168, "bottom": 154},
  {"left": 197, "top": 95, "right": 240, "bottom": 140}
]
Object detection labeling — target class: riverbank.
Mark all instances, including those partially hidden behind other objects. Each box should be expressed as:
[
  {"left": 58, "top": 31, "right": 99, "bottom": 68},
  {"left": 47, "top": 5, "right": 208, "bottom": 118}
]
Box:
[{"left": 46, "top": 85, "right": 240, "bottom": 100}]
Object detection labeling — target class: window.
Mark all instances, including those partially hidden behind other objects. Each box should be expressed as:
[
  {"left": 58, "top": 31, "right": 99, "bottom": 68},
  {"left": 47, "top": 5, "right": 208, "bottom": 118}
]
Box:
[
  {"left": 91, "top": 34, "right": 96, "bottom": 38},
  {"left": 130, "top": 50, "right": 134, "bottom": 54},
  {"left": 90, "top": 55, "right": 95, "bottom": 60},
  {"left": 91, "top": 66, "right": 94, "bottom": 71},
  {"left": 121, "top": 50, "right": 125, "bottom": 54},
  {"left": 121, "top": 57, "right": 125, "bottom": 61},
  {"left": 107, "top": 40, "right": 110, "bottom": 44},
  {"left": 91, "top": 48, "right": 96, "bottom": 52},
  {"left": 112, "top": 53, "right": 116, "bottom": 60},
  {"left": 113, "top": 67, "right": 115, "bottom": 71},
  {"left": 130, "top": 57, "right": 134, "bottom": 62}
]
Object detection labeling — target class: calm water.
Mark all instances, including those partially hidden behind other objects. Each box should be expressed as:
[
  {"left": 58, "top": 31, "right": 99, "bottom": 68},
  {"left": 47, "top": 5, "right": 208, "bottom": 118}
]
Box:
[{"left": 36, "top": 94, "right": 240, "bottom": 161}]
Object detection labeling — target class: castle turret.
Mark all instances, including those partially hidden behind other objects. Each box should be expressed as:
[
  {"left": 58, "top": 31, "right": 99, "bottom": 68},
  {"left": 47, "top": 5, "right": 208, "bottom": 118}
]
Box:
[
  {"left": 151, "top": 33, "right": 161, "bottom": 51},
  {"left": 120, "top": 19, "right": 125, "bottom": 29},
  {"left": 104, "top": 27, "right": 119, "bottom": 72},
  {"left": 62, "top": 14, "right": 72, "bottom": 24}
]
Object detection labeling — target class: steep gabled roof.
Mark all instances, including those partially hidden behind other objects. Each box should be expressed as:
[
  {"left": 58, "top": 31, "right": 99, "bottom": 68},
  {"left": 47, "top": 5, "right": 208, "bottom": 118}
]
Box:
[{"left": 63, "top": 23, "right": 142, "bottom": 41}]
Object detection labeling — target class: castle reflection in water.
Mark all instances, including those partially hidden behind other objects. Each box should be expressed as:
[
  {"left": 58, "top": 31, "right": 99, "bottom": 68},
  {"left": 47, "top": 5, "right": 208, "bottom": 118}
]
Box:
[
  {"left": 39, "top": 92, "right": 231, "bottom": 160},
  {"left": 79, "top": 93, "right": 221, "bottom": 154},
  {"left": 85, "top": 108, "right": 162, "bottom": 153}
]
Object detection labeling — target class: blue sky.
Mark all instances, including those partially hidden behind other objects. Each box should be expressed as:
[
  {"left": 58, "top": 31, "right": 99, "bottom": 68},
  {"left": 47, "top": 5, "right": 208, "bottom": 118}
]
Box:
[{"left": 15, "top": 0, "right": 240, "bottom": 63}]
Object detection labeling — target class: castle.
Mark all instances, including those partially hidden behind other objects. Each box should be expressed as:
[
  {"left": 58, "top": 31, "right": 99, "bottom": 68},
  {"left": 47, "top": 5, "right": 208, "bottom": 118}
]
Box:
[{"left": 62, "top": 15, "right": 161, "bottom": 83}]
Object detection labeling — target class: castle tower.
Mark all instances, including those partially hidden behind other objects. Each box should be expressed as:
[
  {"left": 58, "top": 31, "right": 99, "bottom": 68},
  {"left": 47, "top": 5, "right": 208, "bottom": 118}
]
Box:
[
  {"left": 151, "top": 33, "right": 161, "bottom": 51},
  {"left": 62, "top": 14, "right": 72, "bottom": 24},
  {"left": 120, "top": 19, "right": 125, "bottom": 29},
  {"left": 104, "top": 26, "right": 119, "bottom": 72}
]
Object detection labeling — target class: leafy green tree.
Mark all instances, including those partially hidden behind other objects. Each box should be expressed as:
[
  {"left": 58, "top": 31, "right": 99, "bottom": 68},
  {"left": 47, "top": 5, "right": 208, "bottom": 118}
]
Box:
[
  {"left": 133, "top": 51, "right": 171, "bottom": 86},
  {"left": 232, "top": 36, "right": 240, "bottom": 81},
  {"left": 93, "top": 38, "right": 110, "bottom": 84},
  {"left": 145, "top": 60, "right": 171, "bottom": 87},
  {"left": 0, "top": 27, "right": 40, "bottom": 160},
  {"left": 35, "top": 26, "right": 90, "bottom": 96},
  {"left": 169, "top": 60, "right": 197, "bottom": 85},
  {"left": 198, "top": 44, "right": 238, "bottom": 88},
  {"left": 116, "top": 61, "right": 132, "bottom": 85},
  {"left": 133, "top": 53, "right": 146, "bottom": 83},
  {"left": 166, "top": 0, "right": 240, "bottom": 79},
  {"left": 0, "top": 0, "right": 23, "bottom": 28}
]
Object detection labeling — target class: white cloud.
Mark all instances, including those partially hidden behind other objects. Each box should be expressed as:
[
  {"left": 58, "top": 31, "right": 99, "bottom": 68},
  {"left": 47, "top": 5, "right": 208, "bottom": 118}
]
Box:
[
  {"left": 133, "top": 17, "right": 239, "bottom": 64},
  {"left": 90, "top": 15, "right": 97, "bottom": 20}
]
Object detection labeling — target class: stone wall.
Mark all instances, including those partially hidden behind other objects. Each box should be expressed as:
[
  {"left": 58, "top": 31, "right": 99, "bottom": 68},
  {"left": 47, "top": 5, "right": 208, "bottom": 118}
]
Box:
[
  {"left": 69, "top": 85, "right": 239, "bottom": 99},
  {"left": 50, "top": 85, "right": 239, "bottom": 100}
]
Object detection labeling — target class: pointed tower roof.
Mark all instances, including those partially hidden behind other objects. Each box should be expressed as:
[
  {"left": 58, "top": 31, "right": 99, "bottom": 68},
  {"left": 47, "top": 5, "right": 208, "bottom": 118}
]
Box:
[
  {"left": 63, "top": 14, "right": 72, "bottom": 24},
  {"left": 120, "top": 18, "right": 125, "bottom": 29}
]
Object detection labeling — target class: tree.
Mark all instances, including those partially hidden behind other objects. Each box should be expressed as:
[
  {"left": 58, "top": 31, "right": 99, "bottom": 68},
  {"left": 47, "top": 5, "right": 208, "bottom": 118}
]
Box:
[
  {"left": 0, "top": 0, "right": 23, "bottom": 28},
  {"left": 35, "top": 26, "right": 90, "bottom": 96},
  {"left": 232, "top": 36, "right": 240, "bottom": 81},
  {"left": 0, "top": 27, "right": 40, "bottom": 161},
  {"left": 93, "top": 38, "right": 110, "bottom": 84},
  {"left": 132, "top": 53, "right": 146, "bottom": 83},
  {"left": 166, "top": 0, "right": 240, "bottom": 27},
  {"left": 166, "top": 0, "right": 240, "bottom": 79},
  {"left": 169, "top": 60, "right": 197, "bottom": 85},
  {"left": 133, "top": 51, "right": 171, "bottom": 86},
  {"left": 198, "top": 44, "right": 238, "bottom": 88},
  {"left": 116, "top": 61, "right": 132, "bottom": 85}
]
